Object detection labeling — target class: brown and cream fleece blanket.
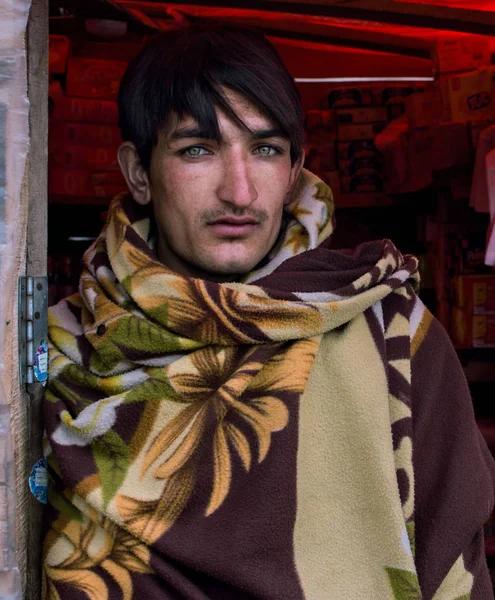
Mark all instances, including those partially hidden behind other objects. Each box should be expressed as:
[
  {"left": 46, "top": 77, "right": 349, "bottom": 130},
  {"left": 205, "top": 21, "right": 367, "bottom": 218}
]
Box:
[{"left": 43, "top": 170, "right": 495, "bottom": 600}]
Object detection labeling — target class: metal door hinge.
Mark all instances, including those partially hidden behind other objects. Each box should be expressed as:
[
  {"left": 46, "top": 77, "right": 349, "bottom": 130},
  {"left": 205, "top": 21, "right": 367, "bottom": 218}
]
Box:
[{"left": 18, "top": 277, "right": 48, "bottom": 386}]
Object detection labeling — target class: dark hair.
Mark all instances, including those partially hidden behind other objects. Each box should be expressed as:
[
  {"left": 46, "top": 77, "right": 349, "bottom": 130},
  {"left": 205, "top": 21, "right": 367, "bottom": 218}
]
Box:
[{"left": 118, "top": 23, "right": 304, "bottom": 171}]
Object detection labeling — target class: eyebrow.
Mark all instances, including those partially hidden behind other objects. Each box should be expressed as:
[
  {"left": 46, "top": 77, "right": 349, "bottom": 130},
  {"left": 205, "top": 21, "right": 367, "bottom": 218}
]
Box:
[
  {"left": 171, "top": 126, "right": 217, "bottom": 141},
  {"left": 251, "top": 128, "right": 288, "bottom": 140},
  {"left": 170, "top": 126, "right": 289, "bottom": 143}
]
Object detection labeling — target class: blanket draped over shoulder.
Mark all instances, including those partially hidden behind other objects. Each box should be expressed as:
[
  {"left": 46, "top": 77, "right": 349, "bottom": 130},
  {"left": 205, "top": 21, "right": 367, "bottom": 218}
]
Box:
[{"left": 43, "top": 170, "right": 495, "bottom": 600}]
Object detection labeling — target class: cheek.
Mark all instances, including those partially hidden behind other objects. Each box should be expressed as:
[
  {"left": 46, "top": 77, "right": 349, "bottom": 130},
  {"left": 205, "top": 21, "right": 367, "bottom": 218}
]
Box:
[
  {"left": 255, "top": 161, "right": 292, "bottom": 193},
  {"left": 153, "top": 175, "right": 203, "bottom": 228}
]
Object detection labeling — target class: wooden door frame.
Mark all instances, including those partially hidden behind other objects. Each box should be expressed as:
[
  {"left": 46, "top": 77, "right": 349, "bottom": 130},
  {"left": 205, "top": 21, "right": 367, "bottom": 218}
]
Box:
[{"left": 24, "top": 0, "right": 48, "bottom": 598}]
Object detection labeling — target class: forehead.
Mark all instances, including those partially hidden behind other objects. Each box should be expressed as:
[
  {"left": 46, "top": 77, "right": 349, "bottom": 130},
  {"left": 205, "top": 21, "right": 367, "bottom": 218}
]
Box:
[
  {"left": 221, "top": 88, "right": 270, "bottom": 123},
  {"left": 172, "top": 89, "right": 277, "bottom": 138}
]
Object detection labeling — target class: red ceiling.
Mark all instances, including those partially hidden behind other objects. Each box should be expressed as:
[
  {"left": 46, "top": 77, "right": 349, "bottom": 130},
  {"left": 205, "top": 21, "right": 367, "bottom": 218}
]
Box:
[{"left": 394, "top": 0, "right": 495, "bottom": 9}]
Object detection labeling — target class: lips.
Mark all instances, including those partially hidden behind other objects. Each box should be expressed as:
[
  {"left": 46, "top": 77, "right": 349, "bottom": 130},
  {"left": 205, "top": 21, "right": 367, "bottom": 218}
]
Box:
[
  {"left": 209, "top": 217, "right": 258, "bottom": 226},
  {"left": 208, "top": 217, "right": 259, "bottom": 238}
]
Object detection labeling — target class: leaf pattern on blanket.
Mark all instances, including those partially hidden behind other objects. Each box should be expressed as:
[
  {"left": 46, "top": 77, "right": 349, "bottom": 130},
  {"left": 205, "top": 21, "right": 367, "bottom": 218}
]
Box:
[
  {"left": 114, "top": 339, "right": 318, "bottom": 544},
  {"left": 385, "top": 567, "right": 422, "bottom": 600},
  {"left": 44, "top": 506, "right": 153, "bottom": 600}
]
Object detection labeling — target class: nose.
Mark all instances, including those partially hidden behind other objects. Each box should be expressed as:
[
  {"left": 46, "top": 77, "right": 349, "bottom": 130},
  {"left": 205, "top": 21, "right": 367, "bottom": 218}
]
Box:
[{"left": 217, "top": 152, "right": 258, "bottom": 210}]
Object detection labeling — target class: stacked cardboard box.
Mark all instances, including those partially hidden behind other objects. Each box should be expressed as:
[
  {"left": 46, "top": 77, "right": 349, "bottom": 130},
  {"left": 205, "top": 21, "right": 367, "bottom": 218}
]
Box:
[
  {"left": 49, "top": 35, "right": 71, "bottom": 75},
  {"left": 305, "top": 85, "right": 437, "bottom": 200},
  {"left": 434, "top": 36, "right": 491, "bottom": 76},
  {"left": 451, "top": 274, "right": 495, "bottom": 348},
  {"left": 333, "top": 85, "right": 429, "bottom": 198},
  {"left": 335, "top": 106, "right": 387, "bottom": 194},
  {"left": 48, "top": 35, "right": 127, "bottom": 200},
  {"left": 441, "top": 66, "right": 495, "bottom": 123},
  {"left": 305, "top": 109, "right": 338, "bottom": 184}
]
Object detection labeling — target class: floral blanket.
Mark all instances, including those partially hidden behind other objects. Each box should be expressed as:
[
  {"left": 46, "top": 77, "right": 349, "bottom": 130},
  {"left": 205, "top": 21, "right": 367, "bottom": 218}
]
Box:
[{"left": 43, "top": 170, "right": 494, "bottom": 599}]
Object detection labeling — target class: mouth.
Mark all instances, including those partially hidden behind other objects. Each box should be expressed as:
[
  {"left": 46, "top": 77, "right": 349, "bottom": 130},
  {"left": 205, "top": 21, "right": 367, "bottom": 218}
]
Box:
[{"left": 208, "top": 217, "right": 259, "bottom": 238}]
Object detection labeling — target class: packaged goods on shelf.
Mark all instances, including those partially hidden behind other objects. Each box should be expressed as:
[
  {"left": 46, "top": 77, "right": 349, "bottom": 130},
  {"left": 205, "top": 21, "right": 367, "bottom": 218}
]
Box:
[
  {"left": 51, "top": 96, "right": 119, "bottom": 124},
  {"left": 375, "top": 118, "right": 434, "bottom": 193},
  {"left": 372, "top": 85, "right": 418, "bottom": 106},
  {"left": 305, "top": 145, "right": 337, "bottom": 174},
  {"left": 434, "top": 36, "right": 491, "bottom": 75},
  {"left": 457, "top": 232, "right": 491, "bottom": 273},
  {"left": 470, "top": 126, "right": 495, "bottom": 214},
  {"left": 338, "top": 155, "right": 383, "bottom": 178},
  {"left": 337, "top": 122, "right": 387, "bottom": 141},
  {"left": 66, "top": 57, "right": 128, "bottom": 100},
  {"left": 49, "top": 35, "right": 71, "bottom": 74},
  {"left": 49, "top": 145, "right": 119, "bottom": 171},
  {"left": 442, "top": 66, "right": 495, "bottom": 122},
  {"left": 371, "top": 84, "right": 427, "bottom": 122},
  {"left": 336, "top": 140, "right": 379, "bottom": 161},
  {"left": 49, "top": 169, "right": 126, "bottom": 198},
  {"left": 453, "top": 274, "right": 495, "bottom": 314},
  {"left": 336, "top": 107, "right": 388, "bottom": 125},
  {"left": 375, "top": 117, "right": 408, "bottom": 191},
  {"left": 305, "top": 110, "right": 336, "bottom": 138},
  {"left": 473, "top": 315, "right": 495, "bottom": 347},
  {"left": 339, "top": 172, "right": 384, "bottom": 194},
  {"left": 49, "top": 169, "right": 95, "bottom": 197},
  {"left": 375, "top": 115, "right": 472, "bottom": 192},
  {"left": 50, "top": 122, "right": 122, "bottom": 148},
  {"left": 328, "top": 87, "right": 372, "bottom": 108},
  {"left": 451, "top": 310, "right": 495, "bottom": 348}
]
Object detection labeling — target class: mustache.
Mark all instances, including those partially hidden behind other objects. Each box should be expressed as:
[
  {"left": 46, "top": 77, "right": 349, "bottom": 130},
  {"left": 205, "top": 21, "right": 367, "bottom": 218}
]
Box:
[{"left": 200, "top": 208, "right": 269, "bottom": 225}]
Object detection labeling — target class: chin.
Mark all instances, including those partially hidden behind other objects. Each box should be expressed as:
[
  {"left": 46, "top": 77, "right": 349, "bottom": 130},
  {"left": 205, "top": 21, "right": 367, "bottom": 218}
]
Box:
[
  {"left": 198, "top": 256, "right": 260, "bottom": 280},
  {"left": 207, "top": 262, "right": 254, "bottom": 277}
]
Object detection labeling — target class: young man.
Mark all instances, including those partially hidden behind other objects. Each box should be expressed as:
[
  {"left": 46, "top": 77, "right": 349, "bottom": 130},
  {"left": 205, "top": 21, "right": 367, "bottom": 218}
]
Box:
[{"left": 43, "top": 24, "right": 495, "bottom": 600}]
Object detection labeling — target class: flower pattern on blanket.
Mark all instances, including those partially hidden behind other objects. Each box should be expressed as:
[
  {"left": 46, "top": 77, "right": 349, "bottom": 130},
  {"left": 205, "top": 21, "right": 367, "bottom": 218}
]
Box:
[
  {"left": 44, "top": 501, "right": 153, "bottom": 600},
  {"left": 113, "top": 338, "right": 318, "bottom": 545}
]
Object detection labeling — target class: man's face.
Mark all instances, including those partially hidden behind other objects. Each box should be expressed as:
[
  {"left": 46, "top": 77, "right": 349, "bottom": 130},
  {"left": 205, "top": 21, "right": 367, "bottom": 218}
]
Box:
[{"left": 144, "top": 90, "right": 302, "bottom": 281}]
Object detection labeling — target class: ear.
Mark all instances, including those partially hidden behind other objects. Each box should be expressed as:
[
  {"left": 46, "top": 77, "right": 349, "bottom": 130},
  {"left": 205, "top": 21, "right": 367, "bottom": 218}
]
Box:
[
  {"left": 117, "top": 142, "right": 151, "bottom": 206},
  {"left": 284, "top": 149, "right": 305, "bottom": 206}
]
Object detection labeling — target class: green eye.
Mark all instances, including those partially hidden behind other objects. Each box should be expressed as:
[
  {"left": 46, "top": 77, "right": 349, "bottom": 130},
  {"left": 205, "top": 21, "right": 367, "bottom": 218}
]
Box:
[
  {"left": 185, "top": 146, "right": 206, "bottom": 157},
  {"left": 256, "top": 145, "right": 277, "bottom": 156}
]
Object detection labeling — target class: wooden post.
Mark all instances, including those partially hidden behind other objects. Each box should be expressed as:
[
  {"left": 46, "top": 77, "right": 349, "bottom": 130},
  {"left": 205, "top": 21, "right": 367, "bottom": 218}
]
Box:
[{"left": 23, "top": 1, "right": 48, "bottom": 598}]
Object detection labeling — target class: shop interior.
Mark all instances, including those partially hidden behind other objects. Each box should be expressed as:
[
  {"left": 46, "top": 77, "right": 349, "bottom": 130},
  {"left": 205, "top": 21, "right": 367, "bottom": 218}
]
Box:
[{"left": 47, "top": 0, "right": 495, "bottom": 587}]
